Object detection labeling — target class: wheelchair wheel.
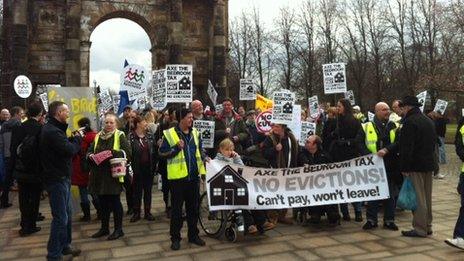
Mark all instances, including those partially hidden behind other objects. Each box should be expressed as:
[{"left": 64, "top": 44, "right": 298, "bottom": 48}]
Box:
[
  {"left": 225, "top": 226, "right": 237, "bottom": 242},
  {"left": 199, "top": 192, "right": 226, "bottom": 238}
]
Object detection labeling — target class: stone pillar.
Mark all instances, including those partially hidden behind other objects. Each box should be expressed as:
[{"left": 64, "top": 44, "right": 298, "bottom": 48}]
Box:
[
  {"left": 80, "top": 41, "right": 91, "bottom": 87},
  {"left": 168, "top": 0, "right": 183, "bottom": 64},
  {"left": 9, "top": 0, "right": 29, "bottom": 106},
  {"left": 152, "top": 24, "right": 169, "bottom": 69},
  {"left": 212, "top": 0, "right": 228, "bottom": 100},
  {"left": 65, "top": 1, "right": 82, "bottom": 86}
]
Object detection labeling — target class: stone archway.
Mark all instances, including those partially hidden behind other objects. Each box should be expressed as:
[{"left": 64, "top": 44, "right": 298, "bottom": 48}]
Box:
[{"left": 1, "top": 0, "right": 228, "bottom": 108}]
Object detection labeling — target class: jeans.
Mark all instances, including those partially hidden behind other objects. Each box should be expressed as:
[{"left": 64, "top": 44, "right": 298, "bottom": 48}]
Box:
[
  {"left": 454, "top": 175, "right": 464, "bottom": 238},
  {"left": 438, "top": 136, "right": 446, "bottom": 164},
  {"left": 0, "top": 157, "right": 13, "bottom": 205},
  {"left": 45, "top": 178, "right": 72, "bottom": 260},
  {"left": 78, "top": 186, "right": 90, "bottom": 205}
]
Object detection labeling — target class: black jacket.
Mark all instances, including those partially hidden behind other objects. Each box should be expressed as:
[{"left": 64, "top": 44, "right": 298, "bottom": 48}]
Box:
[
  {"left": 298, "top": 147, "right": 332, "bottom": 166},
  {"left": 399, "top": 107, "right": 438, "bottom": 172},
  {"left": 40, "top": 117, "right": 81, "bottom": 182},
  {"left": 129, "top": 131, "right": 157, "bottom": 176},
  {"left": 325, "top": 115, "right": 362, "bottom": 162},
  {"left": 455, "top": 118, "right": 464, "bottom": 164},
  {"left": 11, "top": 119, "right": 42, "bottom": 182}
]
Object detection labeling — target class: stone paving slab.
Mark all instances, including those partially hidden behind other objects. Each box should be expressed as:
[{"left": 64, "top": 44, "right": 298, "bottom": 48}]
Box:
[{"left": 0, "top": 145, "right": 463, "bottom": 260}]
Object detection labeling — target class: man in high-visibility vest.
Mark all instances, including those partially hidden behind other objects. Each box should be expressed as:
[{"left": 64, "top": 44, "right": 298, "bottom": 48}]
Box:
[
  {"left": 445, "top": 117, "right": 464, "bottom": 250},
  {"left": 357, "top": 102, "right": 400, "bottom": 231},
  {"left": 159, "top": 108, "right": 206, "bottom": 251}
]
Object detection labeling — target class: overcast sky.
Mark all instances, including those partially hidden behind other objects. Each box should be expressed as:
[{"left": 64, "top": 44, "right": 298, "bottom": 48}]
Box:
[{"left": 89, "top": 0, "right": 304, "bottom": 91}]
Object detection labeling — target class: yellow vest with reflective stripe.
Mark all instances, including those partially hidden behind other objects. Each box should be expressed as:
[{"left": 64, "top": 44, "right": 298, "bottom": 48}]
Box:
[
  {"left": 163, "top": 127, "right": 206, "bottom": 180},
  {"left": 460, "top": 125, "right": 464, "bottom": 172},
  {"left": 363, "top": 122, "right": 398, "bottom": 153},
  {"left": 94, "top": 130, "right": 125, "bottom": 151}
]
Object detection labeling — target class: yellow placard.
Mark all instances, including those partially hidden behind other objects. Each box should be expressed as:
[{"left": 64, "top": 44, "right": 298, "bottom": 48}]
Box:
[{"left": 255, "top": 94, "right": 274, "bottom": 111}]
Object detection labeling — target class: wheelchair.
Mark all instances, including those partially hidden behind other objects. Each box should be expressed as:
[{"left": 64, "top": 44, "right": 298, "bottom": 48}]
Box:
[{"left": 199, "top": 191, "right": 251, "bottom": 242}]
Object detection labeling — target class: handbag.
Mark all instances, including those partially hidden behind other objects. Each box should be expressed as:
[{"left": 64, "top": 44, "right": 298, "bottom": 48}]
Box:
[{"left": 397, "top": 176, "right": 417, "bottom": 211}]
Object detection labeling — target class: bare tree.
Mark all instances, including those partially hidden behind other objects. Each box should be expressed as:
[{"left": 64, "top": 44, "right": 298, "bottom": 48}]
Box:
[
  {"left": 275, "top": 6, "right": 298, "bottom": 91},
  {"left": 229, "top": 12, "right": 253, "bottom": 79}
]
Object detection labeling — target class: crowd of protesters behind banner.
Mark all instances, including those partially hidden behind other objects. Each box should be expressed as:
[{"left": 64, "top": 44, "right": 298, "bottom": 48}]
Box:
[{"left": 1, "top": 94, "right": 464, "bottom": 260}]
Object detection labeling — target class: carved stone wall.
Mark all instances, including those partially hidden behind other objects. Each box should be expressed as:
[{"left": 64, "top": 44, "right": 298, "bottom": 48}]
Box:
[{"left": 1, "top": 0, "right": 228, "bottom": 107}]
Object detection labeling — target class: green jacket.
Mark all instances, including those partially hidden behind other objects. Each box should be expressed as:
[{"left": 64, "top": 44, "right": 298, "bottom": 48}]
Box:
[{"left": 87, "top": 132, "right": 132, "bottom": 195}]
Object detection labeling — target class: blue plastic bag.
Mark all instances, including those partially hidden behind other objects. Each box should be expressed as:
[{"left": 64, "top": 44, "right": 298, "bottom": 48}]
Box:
[{"left": 397, "top": 177, "right": 417, "bottom": 211}]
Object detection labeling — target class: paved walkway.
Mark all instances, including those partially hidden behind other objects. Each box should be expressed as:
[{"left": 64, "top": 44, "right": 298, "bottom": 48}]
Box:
[{"left": 1, "top": 145, "right": 463, "bottom": 260}]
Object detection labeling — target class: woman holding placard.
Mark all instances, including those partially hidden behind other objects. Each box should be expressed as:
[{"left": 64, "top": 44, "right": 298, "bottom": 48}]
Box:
[{"left": 87, "top": 113, "right": 132, "bottom": 240}]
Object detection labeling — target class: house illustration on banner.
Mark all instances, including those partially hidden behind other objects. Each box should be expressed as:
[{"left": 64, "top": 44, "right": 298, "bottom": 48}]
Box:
[{"left": 208, "top": 165, "right": 249, "bottom": 206}]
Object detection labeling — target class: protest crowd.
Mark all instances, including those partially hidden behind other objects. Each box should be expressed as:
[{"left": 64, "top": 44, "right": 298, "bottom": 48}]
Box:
[{"left": 1, "top": 89, "right": 464, "bottom": 260}]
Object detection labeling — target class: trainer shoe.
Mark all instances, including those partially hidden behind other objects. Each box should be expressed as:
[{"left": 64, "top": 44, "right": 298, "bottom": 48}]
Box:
[{"left": 445, "top": 237, "right": 464, "bottom": 250}]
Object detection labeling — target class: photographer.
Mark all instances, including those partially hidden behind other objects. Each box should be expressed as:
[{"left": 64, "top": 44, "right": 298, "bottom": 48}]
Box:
[{"left": 71, "top": 117, "right": 99, "bottom": 222}]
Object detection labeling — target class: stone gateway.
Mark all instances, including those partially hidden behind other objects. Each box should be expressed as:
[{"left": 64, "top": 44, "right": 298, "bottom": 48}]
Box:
[{"left": 1, "top": 0, "right": 228, "bottom": 107}]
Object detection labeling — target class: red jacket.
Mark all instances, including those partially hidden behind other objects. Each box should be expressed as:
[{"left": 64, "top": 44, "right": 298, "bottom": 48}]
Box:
[{"left": 71, "top": 131, "right": 97, "bottom": 186}]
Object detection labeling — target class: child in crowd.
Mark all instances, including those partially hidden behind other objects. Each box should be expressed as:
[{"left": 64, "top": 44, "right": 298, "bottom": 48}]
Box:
[{"left": 215, "top": 138, "right": 271, "bottom": 234}]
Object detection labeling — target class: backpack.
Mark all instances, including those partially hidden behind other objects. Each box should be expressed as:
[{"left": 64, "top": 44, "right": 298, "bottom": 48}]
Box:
[{"left": 16, "top": 133, "right": 40, "bottom": 172}]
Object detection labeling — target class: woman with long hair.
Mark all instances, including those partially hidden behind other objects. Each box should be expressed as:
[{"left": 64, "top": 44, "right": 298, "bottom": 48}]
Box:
[
  {"left": 88, "top": 113, "right": 131, "bottom": 240},
  {"left": 128, "top": 115, "right": 157, "bottom": 222},
  {"left": 324, "top": 99, "right": 363, "bottom": 222}
]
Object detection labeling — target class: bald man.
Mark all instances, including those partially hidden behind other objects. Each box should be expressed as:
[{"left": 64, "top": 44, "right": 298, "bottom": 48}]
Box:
[
  {"left": 357, "top": 102, "right": 401, "bottom": 231},
  {"left": 0, "top": 109, "right": 10, "bottom": 126},
  {"left": 191, "top": 100, "right": 205, "bottom": 120}
]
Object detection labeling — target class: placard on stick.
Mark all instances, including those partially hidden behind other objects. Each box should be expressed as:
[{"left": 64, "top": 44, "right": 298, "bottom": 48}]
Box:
[
  {"left": 323, "top": 63, "right": 347, "bottom": 94},
  {"left": 166, "top": 64, "right": 193, "bottom": 103},
  {"left": 271, "top": 91, "right": 295, "bottom": 125}
]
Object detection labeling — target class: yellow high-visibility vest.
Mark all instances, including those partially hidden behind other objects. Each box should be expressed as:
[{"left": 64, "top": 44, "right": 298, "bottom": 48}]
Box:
[
  {"left": 93, "top": 129, "right": 126, "bottom": 183},
  {"left": 94, "top": 129, "right": 124, "bottom": 151},
  {"left": 163, "top": 127, "right": 206, "bottom": 180},
  {"left": 363, "top": 122, "right": 398, "bottom": 153}
]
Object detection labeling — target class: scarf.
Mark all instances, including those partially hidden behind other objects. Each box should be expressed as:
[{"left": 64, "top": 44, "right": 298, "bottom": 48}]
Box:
[{"left": 99, "top": 129, "right": 116, "bottom": 140}]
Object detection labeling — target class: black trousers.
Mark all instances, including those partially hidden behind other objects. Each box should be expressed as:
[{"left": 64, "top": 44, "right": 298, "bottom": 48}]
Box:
[
  {"left": 159, "top": 160, "right": 170, "bottom": 209},
  {"left": 132, "top": 166, "right": 154, "bottom": 212},
  {"left": 18, "top": 181, "right": 42, "bottom": 231},
  {"left": 123, "top": 175, "right": 133, "bottom": 212},
  {"left": 98, "top": 194, "right": 123, "bottom": 231},
  {"left": 169, "top": 178, "right": 199, "bottom": 242}
]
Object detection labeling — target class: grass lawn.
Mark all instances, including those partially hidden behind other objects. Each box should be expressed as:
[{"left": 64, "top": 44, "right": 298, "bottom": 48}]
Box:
[{"left": 446, "top": 123, "right": 457, "bottom": 144}]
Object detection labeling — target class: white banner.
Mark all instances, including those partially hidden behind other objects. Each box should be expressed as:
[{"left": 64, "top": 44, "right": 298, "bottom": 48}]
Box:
[
  {"left": 300, "top": 121, "right": 317, "bottom": 146},
  {"left": 112, "top": 94, "right": 120, "bottom": 113},
  {"left": 166, "top": 64, "right": 193, "bottom": 103},
  {"left": 308, "top": 95, "right": 319, "bottom": 119},
  {"left": 288, "top": 104, "right": 302, "bottom": 143},
  {"left": 368, "top": 111, "right": 375, "bottom": 122},
  {"left": 207, "top": 80, "right": 218, "bottom": 106},
  {"left": 433, "top": 99, "right": 448, "bottom": 115},
  {"left": 127, "top": 88, "right": 146, "bottom": 102},
  {"left": 152, "top": 69, "right": 167, "bottom": 111},
  {"left": 206, "top": 155, "right": 389, "bottom": 210},
  {"left": 271, "top": 90, "right": 295, "bottom": 125},
  {"left": 417, "top": 91, "right": 427, "bottom": 112},
  {"left": 193, "top": 120, "right": 215, "bottom": 149},
  {"left": 240, "top": 79, "right": 256, "bottom": 101},
  {"left": 344, "top": 90, "right": 355, "bottom": 105},
  {"left": 39, "top": 93, "right": 49, "bottom": 112},
  {"left": 323, "top": 63, "right": 347, "bottom": 94},
  {"left": 120, "top": 64, "right": 150, "bottom": 92},
  {"left": 98, "top": 89, "right": 113, "bottom": 112}
]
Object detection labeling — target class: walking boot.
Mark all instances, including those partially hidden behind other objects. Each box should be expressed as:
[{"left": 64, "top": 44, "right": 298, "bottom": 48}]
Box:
[
  {"left": 130, "top": 209, "right": 141, "bottom": 223},
  {"left": 144, "top": 208, "right": 155, "bottom": 221},
  {"left": 80, "top": 203, "right": 91, "bottom": 222}
]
